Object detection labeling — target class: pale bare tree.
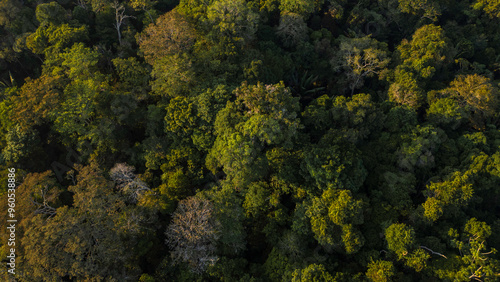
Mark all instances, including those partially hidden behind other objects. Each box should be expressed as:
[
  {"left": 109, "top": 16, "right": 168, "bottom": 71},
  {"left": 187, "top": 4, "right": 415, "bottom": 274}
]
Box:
[
  {"left": 111, "top": 0, "right": 134, "bottom": 45},
  {"left": 165, "top": 197, "right": 221, "bottom": 273},
  {"left": 110, "top": 163, "right": 150, "bottom": 202}
]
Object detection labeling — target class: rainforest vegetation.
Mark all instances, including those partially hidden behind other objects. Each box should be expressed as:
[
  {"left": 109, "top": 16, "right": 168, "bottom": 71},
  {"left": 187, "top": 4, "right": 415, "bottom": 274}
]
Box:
[{"left": 1, "top": 0, "right": 500, "bottom": 281}]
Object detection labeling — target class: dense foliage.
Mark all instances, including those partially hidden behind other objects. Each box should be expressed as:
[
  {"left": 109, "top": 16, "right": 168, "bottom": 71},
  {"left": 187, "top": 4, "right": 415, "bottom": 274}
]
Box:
[{"left": 1, "top": 0, "right": 500, "bottom": 281}]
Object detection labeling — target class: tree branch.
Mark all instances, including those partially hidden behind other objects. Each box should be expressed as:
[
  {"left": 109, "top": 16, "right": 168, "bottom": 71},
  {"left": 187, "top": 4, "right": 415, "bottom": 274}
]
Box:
[{"left": 419, "top": 245, "right": 447, "bottom": 259}]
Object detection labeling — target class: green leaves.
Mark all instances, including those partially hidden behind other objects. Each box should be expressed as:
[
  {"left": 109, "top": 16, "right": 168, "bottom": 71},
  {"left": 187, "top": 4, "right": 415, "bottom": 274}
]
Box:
[
  {"left": 137, "top": 9, "right": 196, "bottom": 65},
  {"left": 26, "top": 24, "right": 88, "bottom": 56},
  {"left": 279, "top": 0, "right": 318, "bottom": 16},
  {"left": 422, "top": 171, "right": 473, "bottom": 222},
  {"left": 207, "top": 82, "right": 300, "bottom": 186},
  {"left": 307, "top": 188, "right": 365, "bottom": 253},
  {"left": 234, "top": 81, "right": 300, "bottom": 130},
  {"left": 35, "top": 2, "right": 66, "bottom": 26},
  {"left": 331, "top": 94, "right": 384, "bottom": 142},
  {"left": 165, "top": 96, "right": 197, "bottom": 136},
  {"left": 1, "top": 125, "right": 39, "bottom": 164},
  {"left": 440, "top": 74, "right": 499, "bottom": 129},
  {"left": 385, "top": 223, "right": 430, "bottom": 271},
  {"left": 443, "top": 218, "right": 500, "bottom": 281},
  {"left": 396, "top": 125, "right": 446, "bottom": 173},
  {"left": 385, "top": 223, "right": 415, "bottom": 260},
  {"left": 10, "top": 74, "right": 63, "bottom": 129},
  {"left": 243, "top": 181, "right": 271, "bottom": 217},
  {"left": 52, "top": 76, "right": 106, "bottom": 140},
  {"left": 303, "top": 142, "right": 367, "bottom": 192},
  {"left": 328, "top": 189, "right": 363, "bottom": 226},
  {"left": 473, "top": 0, "right": 500, "bottom": 18},
  {"left": 20, "top": 162, "right": 145, "bottom": 281},
  {"left": 158, "top": 146, "right": 203, "bottom": 201},
  {"left": 208, "top": 129, "right": 268, "bottom": 186},
  {"left": 59, "top": 43, "right": 100, "bottom": 80},
  {"left": 388, "top": 68, "right": 423, "bottom": 109},
  {"left": 303, "top": 93, "right": 384, "bottom": 142},
  {"left": 332, "top": 36, "right": 390, "bottom": 94},
  {"left": 150, "top": 54, "right": 195, "bottom": 97},
  {"left": 206, "top": 0, "right": 259, "bottom": 44},
  {"left": 389, "top": 24, "right": 449, "bottom": 109},
  {"left": 292, "top": 263, "right": 334, "bottom": 282},
  {"left": 427, "top": 97, "right": 468, "bottom": 130},
  {"left": 397, "top": 24, "right": 448, "bottom": 79},
  {"left": 397, "top": 0, "right": 441, "bottom": 21},
  {"left": 5, "top": 0, "right": 500, "bottom": 280},
  {"left": 366, "top": 259, "right": 395, "bottom": 282},
  {"left": 380, "top": 171, "right": 416, "bottom": 210},
  {"left": 112, "top": 57, "right": 150, "bottom": 92}
]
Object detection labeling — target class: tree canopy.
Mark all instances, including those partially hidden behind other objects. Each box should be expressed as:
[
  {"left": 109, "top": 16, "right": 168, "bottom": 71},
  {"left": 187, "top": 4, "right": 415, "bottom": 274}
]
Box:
[{"left": 1, "top": 0, "right": 500, "bottom": 281}]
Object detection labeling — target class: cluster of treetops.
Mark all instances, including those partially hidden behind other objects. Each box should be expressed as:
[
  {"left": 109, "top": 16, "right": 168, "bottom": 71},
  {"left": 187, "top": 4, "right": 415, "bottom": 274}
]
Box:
[{"left": 1, "top": 0, "right": 500, "bottom": 281}]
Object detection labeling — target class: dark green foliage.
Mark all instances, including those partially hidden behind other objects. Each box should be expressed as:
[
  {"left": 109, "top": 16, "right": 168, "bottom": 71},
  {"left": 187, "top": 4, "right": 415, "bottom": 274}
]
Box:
[
  {"left": 366, "top": 259, "right": 395, "bottom": 282},
  {"left": 2, "top": 0, "right": 500, "bottom": 281}
]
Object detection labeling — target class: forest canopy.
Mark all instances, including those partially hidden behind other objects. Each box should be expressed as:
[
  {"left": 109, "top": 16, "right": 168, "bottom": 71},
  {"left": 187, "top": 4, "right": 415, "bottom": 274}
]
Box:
[{"left": 1, "top": 0, "right": 500, "bottom": 281}]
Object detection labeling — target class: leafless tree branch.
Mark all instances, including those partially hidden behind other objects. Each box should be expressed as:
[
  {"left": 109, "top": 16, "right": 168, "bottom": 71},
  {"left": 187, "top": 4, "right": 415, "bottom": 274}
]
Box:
[{"left": 419, "top": 245, "right": 447, "bottom": 259}]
